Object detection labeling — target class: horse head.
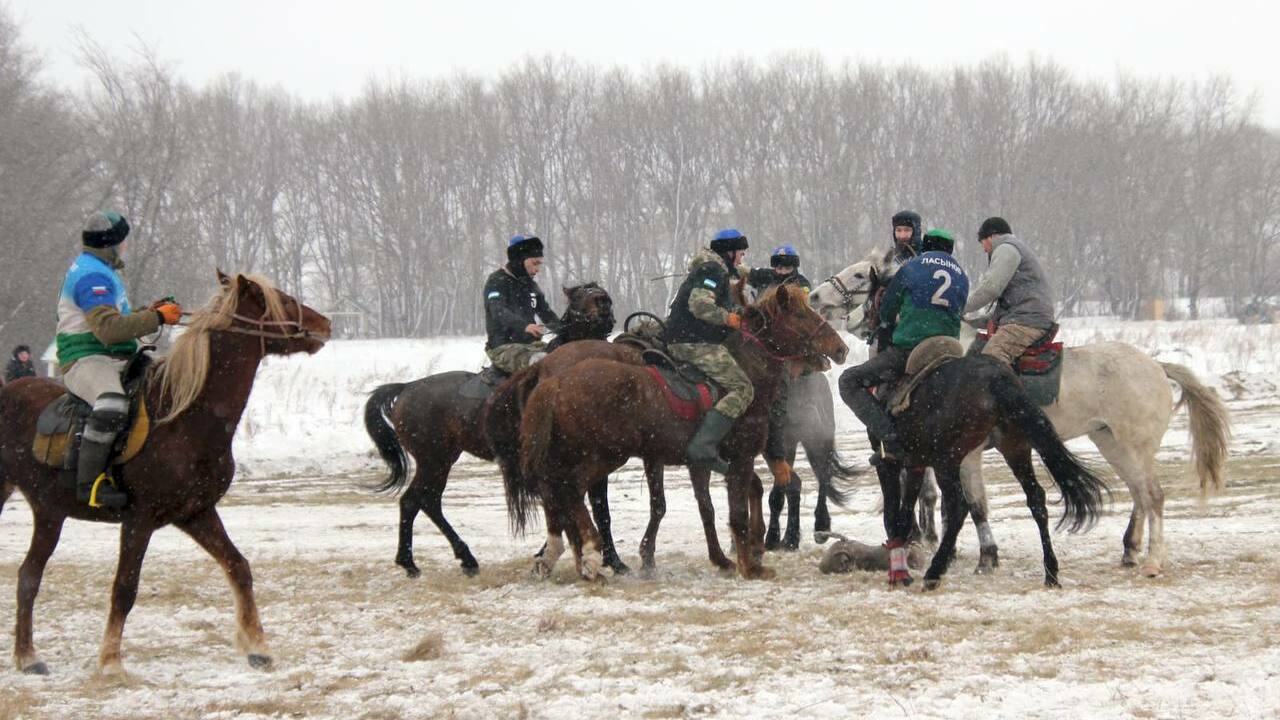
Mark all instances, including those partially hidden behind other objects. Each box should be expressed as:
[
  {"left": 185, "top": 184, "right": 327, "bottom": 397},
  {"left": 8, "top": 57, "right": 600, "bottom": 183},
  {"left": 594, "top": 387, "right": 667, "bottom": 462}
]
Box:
[
  {"left": 215, "top": 270, "right": 332, "bottom": 355},
  {"left": 809, "top": 247, "right": 896, "bottom": 336},
  {"left": 560, "top": 282, "right": 615, "bottom": 340},
  {"left": 744, "top": 285, "right": 849, "bottom": 370}
]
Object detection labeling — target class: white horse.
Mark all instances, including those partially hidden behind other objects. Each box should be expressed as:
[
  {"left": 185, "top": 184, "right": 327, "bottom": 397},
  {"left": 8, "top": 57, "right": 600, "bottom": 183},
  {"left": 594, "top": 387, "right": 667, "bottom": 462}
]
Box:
[{"left": 811, "top": 247, "right": 1231, "bottom": 577}]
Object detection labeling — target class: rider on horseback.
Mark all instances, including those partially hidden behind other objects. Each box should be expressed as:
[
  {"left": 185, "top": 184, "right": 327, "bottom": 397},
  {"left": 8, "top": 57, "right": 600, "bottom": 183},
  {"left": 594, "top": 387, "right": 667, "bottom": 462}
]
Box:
[
  {"left": 964, "top": 217, "right": 1056, "bottom": 366},
  {"left": 890, "top": 210, "right": 924, "bottom": 267},
  {"left": 838, "top": 228, "right": 969, "bottom": 462},
  {"left": 746, "top": 245, "right": 811, "bottom": 296},
  {"left": 57, "top": 211, "right": 182, "bottom": 508},
  {"left": 664, "top": 228, "right": 754, "bottom": 472},
  {"left": 483, "top": 234, "right": 562, "bottom": 375},
  {"left": 746, "top": 245, "right": 812, "bottom": 471}
]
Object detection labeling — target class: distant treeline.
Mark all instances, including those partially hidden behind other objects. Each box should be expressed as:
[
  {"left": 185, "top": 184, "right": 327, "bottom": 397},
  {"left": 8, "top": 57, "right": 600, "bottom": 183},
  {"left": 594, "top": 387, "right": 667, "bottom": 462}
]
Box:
[{"left": 2, "top": 8, "right": 1278, "bottom": 351}]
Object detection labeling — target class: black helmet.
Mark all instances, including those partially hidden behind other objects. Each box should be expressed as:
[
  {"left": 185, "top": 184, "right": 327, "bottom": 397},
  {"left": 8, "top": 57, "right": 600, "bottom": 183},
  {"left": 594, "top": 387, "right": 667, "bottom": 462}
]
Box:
[{"left": 83, "top": 211, "right": 130, "bottom": 248}]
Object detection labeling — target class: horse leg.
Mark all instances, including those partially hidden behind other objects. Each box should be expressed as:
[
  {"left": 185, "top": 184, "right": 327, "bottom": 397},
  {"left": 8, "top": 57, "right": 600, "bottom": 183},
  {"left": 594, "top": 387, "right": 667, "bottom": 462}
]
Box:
[
  {"left": 394, "top": 464, "right": 431, "bottom": 578},
  {"left": 889, "top": 468, "right": 926, "bottom": 586},
  {"left": 0, "top": 481, "right": 12, "bottom": 520},
  {"left": 13, "top": 511, "right": 64, "bottom": 675},
  {"left": 916, "top": 469, "right": 939, "bottom": 546},
  {"left": 415, "top": 458, "right": 480, "bottom": 577},
  {"left": 999, "top": 442, "right": 1060, "bottom": 587},
  {"left": 588, "top": 480, "right": 629, "bottom": 575},
  {"left": 1089, "top": 430, "right": 1162, "bottom": 575},
  {"left": 765, "top": 481, "right": 784, "bottom": 551},
  {"left": 569, "top": 490, "right": 605, "bottom": 582},
  {"left": 922, "top": 468, "right": 969, "bottom": 591},
  {"left": 875, "top": 460, "right": 904, "bottom": 540},
  {"left": 960, "top": 450, "right": 999, "bottom": 573},
  {"left": 730, "top": 465, "right": 772, "bottom": 580},
  {"left": 748, "top": 471, "right": 767, "bottom": 565},
  {"left": 804, "top": 439, "right": 833, "bottom": 538},
  {"left": 98, "top": 520, "right": 156, "bottom": 675},
  {"left": 176, "top": 508, "right": 273, "bottom": 668},
  {"left": 784, "top": 467, "right": 802, "bottom": 550},
  {"left": 533, "top": 504, "right": 566, "bottom": 578},
  {"left": 690, "top": 466, "right": 734, "bottom": 571},
  {"left": 638, "top": 459, "right": 666, "bottom": 571}
]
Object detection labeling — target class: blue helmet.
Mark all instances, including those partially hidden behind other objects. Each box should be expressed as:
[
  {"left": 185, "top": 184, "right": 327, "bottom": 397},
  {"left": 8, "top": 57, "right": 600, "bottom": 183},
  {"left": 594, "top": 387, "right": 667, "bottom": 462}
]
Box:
[
  {"left": 710, "top": 228, "right": 749, "bottom": 252},
  {"left": 770, "top": 244, "right": 800, "bottom": 268}
]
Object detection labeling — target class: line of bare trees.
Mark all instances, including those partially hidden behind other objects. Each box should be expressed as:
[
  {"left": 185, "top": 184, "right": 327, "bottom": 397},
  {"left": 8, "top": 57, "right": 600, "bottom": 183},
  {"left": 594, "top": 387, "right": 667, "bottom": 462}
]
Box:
[{"left": 3, "top": 9, "right": 1279, "bottom": 354}]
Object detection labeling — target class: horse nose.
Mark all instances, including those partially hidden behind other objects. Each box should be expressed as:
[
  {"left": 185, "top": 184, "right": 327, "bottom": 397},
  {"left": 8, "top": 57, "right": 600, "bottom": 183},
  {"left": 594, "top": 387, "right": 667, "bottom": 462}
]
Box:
[{"left": 832, "top": 344, "right": 849, "bottom": 365}]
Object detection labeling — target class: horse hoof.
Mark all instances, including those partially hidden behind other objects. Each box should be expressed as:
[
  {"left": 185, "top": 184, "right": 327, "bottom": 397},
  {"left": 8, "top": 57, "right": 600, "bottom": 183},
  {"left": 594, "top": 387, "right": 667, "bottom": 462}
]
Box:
[
  {"left": 743, "top": 565, "right": 775, "bottom": 581},
  {"left": 22, "top": 661, "right": 49, "bottom": 676},
  {"left": 922, "top": 577, "right": 941, "bottom": 592},
  {"left": 396, "top": 558, "right": 421, "bottom": 578},
  {"left": 98, "top": 660, "right": 126, "bottom": 678},
  {"left": 532, "top": 560, "right": 553, "bottom": 579},
  {"left": 608, "top": 560, "right": 631, "bottom": 576},
  {"left": 247, "top": 654, "right": 273, "bottom": 670},
  {"left": 1121, "top": 556, "right": 1139, "bottom": 568},
  {"left": 1044, "top": 576, "right": 1061, "bottom": 588},
  {"left": 461, "top": 564, "right": 480, "bottom": 578},
  {"left": 1140, "top": 563, "right": 1162, "bottom": 578}
]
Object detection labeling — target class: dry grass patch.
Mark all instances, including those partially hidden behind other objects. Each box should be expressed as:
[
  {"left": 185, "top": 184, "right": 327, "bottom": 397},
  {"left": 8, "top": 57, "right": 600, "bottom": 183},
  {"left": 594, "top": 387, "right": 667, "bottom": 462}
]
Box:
[{"left": 403, "top": 632, "right": 446, "bottom": 662}]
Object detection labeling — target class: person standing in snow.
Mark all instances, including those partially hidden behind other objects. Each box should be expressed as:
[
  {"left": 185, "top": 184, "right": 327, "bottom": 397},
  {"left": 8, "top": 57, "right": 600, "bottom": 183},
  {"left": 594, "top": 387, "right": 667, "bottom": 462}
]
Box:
[{"left": 5, "top": 345, "right": 37, "bottom": 382}]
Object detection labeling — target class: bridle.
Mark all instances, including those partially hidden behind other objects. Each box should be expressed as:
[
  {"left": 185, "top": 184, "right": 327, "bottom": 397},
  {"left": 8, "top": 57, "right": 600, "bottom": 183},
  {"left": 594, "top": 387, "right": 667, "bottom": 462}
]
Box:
[
  {"left": 741, "top": 300, "right": 833, "bottom": 363},
  {"left": 177, "top": 292, "right": 317, "bottom": 356},
  {"left": 822, "top": 265, "right": 878, "bottom": 314}
]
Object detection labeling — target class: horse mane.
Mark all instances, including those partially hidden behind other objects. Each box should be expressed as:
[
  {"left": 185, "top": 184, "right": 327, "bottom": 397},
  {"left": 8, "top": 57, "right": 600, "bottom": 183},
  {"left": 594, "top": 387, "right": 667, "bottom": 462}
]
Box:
[
  {"left": 752, "top": 283, "right": 808, "bottom": 313},
  {"left": 153, "top": 274, "right": 287, "bottom": 424}
]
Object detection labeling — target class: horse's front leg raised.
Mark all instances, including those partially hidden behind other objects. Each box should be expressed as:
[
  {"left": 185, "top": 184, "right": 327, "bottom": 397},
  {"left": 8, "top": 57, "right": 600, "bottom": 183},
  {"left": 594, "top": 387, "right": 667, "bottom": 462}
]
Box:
[
  {"left": 176, "top": 508, "right": 271, "bottom": 669},
  {"left": 13, "top": 511, "right": 65, "bottom": 675},
  {"left": 99, "top": 519, "right": 157, "bottom": 675}
]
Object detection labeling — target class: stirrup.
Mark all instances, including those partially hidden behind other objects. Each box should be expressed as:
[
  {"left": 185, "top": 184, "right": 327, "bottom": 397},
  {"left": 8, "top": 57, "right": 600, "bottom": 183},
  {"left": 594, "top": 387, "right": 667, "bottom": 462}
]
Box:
[{"left": 88, "top": 472, "right": 118, "bottom": 509}]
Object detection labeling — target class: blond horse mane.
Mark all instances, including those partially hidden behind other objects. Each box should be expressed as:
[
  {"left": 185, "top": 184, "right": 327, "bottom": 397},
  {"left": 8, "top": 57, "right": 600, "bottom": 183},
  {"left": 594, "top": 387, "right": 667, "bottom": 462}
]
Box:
[{"left": 154, "top": 274, "right": 288, "bottom": 424}]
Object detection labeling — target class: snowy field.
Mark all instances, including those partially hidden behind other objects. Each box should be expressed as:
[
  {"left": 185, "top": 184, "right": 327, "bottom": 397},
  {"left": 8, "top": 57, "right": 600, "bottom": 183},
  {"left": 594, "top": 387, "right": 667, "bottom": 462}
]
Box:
[{"left": 2, "top": 318, "right": 1279, "bottom": 719}]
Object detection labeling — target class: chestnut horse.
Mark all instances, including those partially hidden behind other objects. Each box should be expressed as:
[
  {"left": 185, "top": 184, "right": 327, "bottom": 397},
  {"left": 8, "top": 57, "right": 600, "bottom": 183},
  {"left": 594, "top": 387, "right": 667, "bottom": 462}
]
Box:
[
  {"left": 509, "top": 285, "right": 849, "bottom": 580},
  {"left": 0, "top": 272, "right": 330, "bottom": 675},
  {"left": 361, "top": 283, "right": 634, "bottom": 577}
]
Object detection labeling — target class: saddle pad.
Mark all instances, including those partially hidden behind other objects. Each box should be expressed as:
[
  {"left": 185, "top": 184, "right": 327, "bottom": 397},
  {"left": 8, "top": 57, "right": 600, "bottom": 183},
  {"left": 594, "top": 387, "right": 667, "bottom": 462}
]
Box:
[
  {"left": 644, "top": 365, "right": 715, "bottom": 421},
  {"left": 32, "top": 398, "right": 151, "bottom": 470},
  {"left": 889, "top": 354, "right": 961, "bottom": 416}
]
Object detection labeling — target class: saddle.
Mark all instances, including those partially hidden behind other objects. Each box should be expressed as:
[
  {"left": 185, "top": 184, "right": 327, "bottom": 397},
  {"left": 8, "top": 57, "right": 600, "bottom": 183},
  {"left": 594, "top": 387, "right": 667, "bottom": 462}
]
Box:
[
  {"left": 32, "top": 352, "right": 154, "bottom": 470},
  {"left": 887, "top": 336, "right": 966, "bottom": 416},
  {"left": 639, "top": 350, "right": 722, "bottom": 422},
  {"left": 458, "top": 366, "right": 508, "bottom": 399},
  {"left": 972, "top": 323, "right": 1065, "bottom": 406}
]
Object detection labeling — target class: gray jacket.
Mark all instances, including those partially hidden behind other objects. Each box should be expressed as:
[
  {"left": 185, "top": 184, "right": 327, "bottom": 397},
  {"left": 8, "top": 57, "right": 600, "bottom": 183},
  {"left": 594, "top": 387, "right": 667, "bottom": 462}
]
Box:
[{"left": 964, "top": 234, "right": 1055, "bottom": 330}]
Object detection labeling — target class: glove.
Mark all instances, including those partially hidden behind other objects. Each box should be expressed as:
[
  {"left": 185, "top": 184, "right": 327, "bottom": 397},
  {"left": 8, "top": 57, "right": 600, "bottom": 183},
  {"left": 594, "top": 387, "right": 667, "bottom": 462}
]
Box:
[
  {"left": 155, "top": 302, "right": 182, "bottom": 325},
  {"left": 725, "top": 313, "right": 742, "bottom": 330}
]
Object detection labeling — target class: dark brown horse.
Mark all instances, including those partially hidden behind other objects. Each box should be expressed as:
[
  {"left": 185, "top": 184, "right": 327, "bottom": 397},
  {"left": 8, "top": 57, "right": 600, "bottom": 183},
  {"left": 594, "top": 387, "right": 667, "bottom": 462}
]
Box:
[
  {"left": 361, "top": 283, "right": 628, "bottom": 578},
  {"left": 0, "top": 272, "right": 330, "bottom": 675},
  {"left": 509, "top": 285, "right": 849, "bottom": 581}
]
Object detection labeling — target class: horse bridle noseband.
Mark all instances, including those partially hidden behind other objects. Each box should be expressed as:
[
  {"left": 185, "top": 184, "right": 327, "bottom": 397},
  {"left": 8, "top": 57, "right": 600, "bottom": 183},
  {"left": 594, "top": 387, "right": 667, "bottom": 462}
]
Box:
[{"left": 823, "top": 272, "right": 872, "bottom": 313}]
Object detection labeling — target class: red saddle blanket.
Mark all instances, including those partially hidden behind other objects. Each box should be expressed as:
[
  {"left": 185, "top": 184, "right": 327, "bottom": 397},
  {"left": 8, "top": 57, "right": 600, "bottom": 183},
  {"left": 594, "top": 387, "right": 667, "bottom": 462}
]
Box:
[
  {"left": 644, "top": 365, "right": 714, "bottom": 421},
  {"left": 978, "top": 323, "right": 1063, "bottom": 376}
]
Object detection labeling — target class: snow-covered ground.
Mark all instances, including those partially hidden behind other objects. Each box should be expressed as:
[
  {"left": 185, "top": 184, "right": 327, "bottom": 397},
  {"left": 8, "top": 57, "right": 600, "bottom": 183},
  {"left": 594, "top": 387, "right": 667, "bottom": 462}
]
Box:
[{"left": 1, "top": 318, "right": 1279, "bottom": 719}]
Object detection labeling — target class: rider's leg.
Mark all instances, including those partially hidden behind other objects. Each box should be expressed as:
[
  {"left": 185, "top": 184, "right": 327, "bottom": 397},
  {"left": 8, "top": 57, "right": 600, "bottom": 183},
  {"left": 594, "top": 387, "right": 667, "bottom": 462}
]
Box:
[
  {"left": 63, "top": 355, "right": 130, "bottom": 508},
  {"left": 837, "top": 345, "right": 908, "bottom": 459}
]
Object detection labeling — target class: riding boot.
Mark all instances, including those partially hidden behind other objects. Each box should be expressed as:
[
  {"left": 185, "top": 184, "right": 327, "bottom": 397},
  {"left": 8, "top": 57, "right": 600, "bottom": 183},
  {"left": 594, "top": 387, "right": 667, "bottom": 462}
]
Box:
[
  {"left": 844, "top": 387, "right": 905, "bottom": 461},
  {"left": 686, "top": 409, "right": 735, "bottom": 474},
  {"left": 75, "top": 394, "right": 129, "bottom": 509}
]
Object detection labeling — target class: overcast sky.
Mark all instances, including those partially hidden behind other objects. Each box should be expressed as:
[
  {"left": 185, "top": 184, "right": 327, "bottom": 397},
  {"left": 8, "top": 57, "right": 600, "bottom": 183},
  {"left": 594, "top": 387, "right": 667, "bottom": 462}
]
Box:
[{"left": 13, "top": 0, "right": 1280, "bottom": 128}]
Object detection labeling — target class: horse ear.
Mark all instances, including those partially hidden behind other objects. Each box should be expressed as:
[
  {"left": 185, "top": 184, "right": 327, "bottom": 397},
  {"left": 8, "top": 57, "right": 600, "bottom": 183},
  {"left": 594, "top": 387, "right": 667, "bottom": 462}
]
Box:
[
  {"left": 775, "top": 284, "right": 792, "bottom": 309},
  {"left": 562, "top": 286, "right": 572, "bottom": 298},
  {"left": 869, "top": 266, "right": 879, "bottom": 286},
  {"left": 236, "top": 274, "right": 266, "bottom": 304},
  {"left": 217, "top": 269, "right": 231, "bottom": 287}
]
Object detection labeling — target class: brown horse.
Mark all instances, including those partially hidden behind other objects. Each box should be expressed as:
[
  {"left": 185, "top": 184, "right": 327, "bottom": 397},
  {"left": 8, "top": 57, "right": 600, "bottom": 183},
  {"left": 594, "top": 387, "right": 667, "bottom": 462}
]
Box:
[
  {"left": 509, "top": 285, "right": 848, "bottom": 580},
  {"left": 0, "top": 272, "right": 330, "bottom": 676},
  {"left": 361, "top": 283, "right": 630, "bottom": 578}
]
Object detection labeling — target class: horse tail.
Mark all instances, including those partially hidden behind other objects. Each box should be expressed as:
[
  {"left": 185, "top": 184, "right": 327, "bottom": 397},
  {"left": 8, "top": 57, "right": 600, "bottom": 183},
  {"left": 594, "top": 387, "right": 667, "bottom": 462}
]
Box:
[
  {"left": 990, "top": 371, "right": 1109, "bottom": 533},
  {"left": 487, "top": 365, "right": 543, "bottom": 483},
  {"left": 1161, "top": 362, "right": 1231, "bottom": 497},
  {"left": 363, "top": 383, "right": 410, "bottom": 494},
  {"left": 509, "top": 380, "right": 556, "bottom": 536},
  {"left": 811, "top": 446, "right": 855, "bottom": 508}
]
